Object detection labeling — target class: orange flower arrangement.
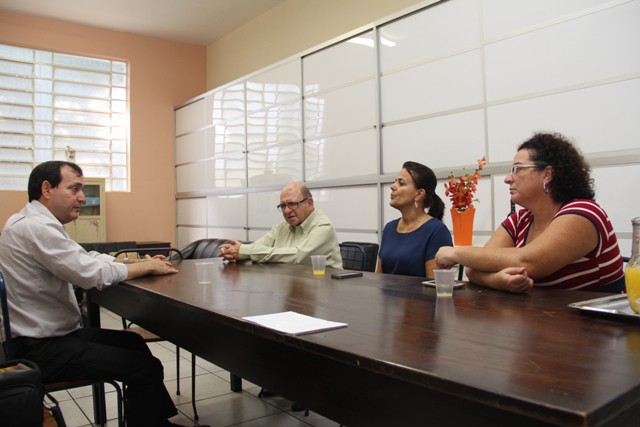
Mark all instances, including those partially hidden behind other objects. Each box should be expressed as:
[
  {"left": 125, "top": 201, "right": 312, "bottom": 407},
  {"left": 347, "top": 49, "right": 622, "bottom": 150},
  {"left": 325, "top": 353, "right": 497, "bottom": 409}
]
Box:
[{"left": 444, "top": 157, "right": 487, "bottom": 212}]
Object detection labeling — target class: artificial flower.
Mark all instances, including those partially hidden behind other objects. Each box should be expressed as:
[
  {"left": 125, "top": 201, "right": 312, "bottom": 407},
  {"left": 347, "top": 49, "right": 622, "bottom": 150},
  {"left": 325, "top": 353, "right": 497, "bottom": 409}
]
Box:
[{"left": 444, "top": 157, "right": 486, "bottom": 212}]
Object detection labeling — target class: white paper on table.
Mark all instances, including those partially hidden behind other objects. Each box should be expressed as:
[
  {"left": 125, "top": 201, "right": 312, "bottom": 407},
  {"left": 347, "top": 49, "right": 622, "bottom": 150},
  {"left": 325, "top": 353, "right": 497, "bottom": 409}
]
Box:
[{"left": 242, "top": 311, "right": 348, "bottom": 335}]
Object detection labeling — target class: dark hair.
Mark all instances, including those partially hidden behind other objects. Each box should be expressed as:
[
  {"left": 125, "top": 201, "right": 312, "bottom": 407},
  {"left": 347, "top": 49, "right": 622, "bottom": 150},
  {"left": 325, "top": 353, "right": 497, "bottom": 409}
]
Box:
[
  {"left": 517, "top": 132, "right": 594, "bottom": 203},
  {"left": 402, "top": 161, "right": 445, "bottom": 220},
  {"left": 28, "top": 161, "right": 83, "bottom": 202}
]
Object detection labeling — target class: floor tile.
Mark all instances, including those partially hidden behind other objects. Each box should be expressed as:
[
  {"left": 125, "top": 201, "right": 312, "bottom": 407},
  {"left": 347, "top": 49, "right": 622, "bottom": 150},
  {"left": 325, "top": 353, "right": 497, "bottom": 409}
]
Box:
[
  {"left": 54, "top": 308, "right": 343, "bottom": 427},
  {"left": 174, "top": 391, "right": 282, "bottom": 427}
]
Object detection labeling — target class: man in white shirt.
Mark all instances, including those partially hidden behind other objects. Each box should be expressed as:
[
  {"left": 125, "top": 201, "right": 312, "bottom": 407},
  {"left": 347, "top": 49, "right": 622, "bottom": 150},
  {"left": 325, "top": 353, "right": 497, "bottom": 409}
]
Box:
[
  {"left": 220, "top": 181, "right": 342, "bottom": 268},
  {"left": 0, "top": 161, "right": 202, "bottom": 427}
]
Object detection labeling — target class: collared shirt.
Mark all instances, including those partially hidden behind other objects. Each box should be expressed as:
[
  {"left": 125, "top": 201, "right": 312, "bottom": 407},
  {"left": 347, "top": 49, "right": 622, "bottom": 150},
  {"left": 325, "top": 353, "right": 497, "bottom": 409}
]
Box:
[
  {"left": 0, "top": 201, "right": 127, "bottom": 339},
  {"left": 238, "top": 209, "right": 342, "bottom": 268}
]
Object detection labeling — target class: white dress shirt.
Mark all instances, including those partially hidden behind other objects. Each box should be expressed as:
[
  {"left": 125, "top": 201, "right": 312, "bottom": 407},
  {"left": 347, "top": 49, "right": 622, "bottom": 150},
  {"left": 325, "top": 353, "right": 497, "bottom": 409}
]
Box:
[{"left": 0, "top": 200, "right": 127, "bottom": 339}]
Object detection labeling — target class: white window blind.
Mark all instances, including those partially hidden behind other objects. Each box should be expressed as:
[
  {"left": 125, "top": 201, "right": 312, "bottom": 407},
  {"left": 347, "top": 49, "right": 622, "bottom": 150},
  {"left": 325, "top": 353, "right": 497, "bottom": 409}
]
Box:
[{"left": 0, "top": 43, "right": 128, "bottom": 191}]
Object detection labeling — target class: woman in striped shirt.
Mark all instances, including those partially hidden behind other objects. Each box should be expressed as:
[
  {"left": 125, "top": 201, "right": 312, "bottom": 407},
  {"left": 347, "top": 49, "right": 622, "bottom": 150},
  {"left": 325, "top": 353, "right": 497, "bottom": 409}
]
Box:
[{"left": 435, "top": 132, "right": 624, "bottom": 293}]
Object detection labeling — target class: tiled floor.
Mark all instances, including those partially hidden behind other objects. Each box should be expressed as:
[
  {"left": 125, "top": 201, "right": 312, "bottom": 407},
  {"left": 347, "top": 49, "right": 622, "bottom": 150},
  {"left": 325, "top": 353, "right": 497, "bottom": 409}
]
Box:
[{"left": 49, "top": 308, "right": 341, "bottom": 427}]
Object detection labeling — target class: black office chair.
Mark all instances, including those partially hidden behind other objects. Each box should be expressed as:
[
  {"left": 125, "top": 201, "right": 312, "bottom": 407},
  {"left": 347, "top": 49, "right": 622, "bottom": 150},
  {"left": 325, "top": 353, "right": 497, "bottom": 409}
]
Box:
[
  {"left": 168, "top": 238, "right": 231, "bottom": 261},
  {"left": 339, "top": 241, "right": 379, "bottom": 272},
  {"left": 0, "top": 271, "right": 124, "bottom": 427}
]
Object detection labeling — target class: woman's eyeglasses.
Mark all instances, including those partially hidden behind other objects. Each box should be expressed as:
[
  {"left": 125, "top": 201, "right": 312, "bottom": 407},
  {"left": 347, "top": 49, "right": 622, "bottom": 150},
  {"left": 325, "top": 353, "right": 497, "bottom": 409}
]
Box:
[
  {"left": 276, "top": 197, "right": 308, "bottom": 212},
  {"left": 509, "top": 163, "right": 545, "bottom": 175}
]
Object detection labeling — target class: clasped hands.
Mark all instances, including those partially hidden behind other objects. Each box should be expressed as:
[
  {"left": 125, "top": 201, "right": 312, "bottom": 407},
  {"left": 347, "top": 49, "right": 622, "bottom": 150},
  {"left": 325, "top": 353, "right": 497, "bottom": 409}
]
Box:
[{"left": 219, "top": 240, "right": 242, "bottom": 262}]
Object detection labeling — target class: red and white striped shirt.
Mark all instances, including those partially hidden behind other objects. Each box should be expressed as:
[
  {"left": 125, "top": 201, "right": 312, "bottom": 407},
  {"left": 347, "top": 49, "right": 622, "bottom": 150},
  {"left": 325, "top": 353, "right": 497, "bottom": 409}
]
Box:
[{"left": 501, "top": 199, "right": 624, "bottom": 290}]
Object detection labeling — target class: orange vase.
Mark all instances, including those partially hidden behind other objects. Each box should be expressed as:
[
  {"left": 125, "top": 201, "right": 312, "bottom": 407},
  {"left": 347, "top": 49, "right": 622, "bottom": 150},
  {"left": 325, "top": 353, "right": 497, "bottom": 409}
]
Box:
[{"left": 450, "top": 207, "right": 475, "bottom": 246}]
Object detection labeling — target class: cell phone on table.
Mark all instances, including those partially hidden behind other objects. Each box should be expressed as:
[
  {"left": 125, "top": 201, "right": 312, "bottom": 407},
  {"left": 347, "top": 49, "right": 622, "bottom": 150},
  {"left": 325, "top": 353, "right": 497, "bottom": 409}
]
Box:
[{"left": 331, "top": 271, "right": 363, "bottom": 279}]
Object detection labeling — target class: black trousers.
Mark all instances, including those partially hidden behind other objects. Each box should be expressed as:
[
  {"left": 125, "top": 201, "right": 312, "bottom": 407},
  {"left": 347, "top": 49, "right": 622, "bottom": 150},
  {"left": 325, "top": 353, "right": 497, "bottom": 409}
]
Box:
[{"left": 14, "top": 327, "right": 177, "bottom": 427}]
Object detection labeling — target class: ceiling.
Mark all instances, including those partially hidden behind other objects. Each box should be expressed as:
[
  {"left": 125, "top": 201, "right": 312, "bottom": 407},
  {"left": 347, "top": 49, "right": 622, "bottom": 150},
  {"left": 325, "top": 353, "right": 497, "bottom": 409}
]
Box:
[{"left": 0, "top": 0, "right": 285, "bottom": 46}]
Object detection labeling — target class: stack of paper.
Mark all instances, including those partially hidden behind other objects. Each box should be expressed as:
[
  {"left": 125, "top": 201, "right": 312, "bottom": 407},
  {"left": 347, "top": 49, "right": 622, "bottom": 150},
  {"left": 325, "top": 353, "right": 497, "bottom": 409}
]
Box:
[{"left": 242, "top": 311, "right": 348, "bottom": 335}]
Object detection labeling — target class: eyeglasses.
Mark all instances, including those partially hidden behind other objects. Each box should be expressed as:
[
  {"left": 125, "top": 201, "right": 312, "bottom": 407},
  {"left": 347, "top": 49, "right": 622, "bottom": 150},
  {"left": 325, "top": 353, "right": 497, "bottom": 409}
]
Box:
[
  {"left": 509, "top": 164, "right": 544, "bottom": 175},
  {"left": 276, "top": 197, "right": 308, "bottom": 212}
]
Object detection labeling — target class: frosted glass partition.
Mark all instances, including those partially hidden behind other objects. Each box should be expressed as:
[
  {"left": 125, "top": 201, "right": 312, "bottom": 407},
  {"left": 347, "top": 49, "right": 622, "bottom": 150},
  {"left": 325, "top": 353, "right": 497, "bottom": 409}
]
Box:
[
  {"left": 482, "top": 0, "right": 614, "bottom": 40},
  {"left": 206, "top": 194, "right": 247, "bottom": 227},
  {"left": 204, "top": 82, "right": 245, "bottom": 125},
  {"left": 246, "top": 102, "right": 301, "bottom": 151},
  {"left": 247, "top": 145, "right": 302, "bottom": 187},
  {"left": 175, "top": 131, "right": 205, "bottom": 165},
  {"left": 205, "top": 117, "right": 246, "bottom": 157},
  {"left": 303, "top": 31, "right": 375, "bottom": 95},
  {"left": 176, "top": 0, "right": 640, "bottom": 255},
  {"left": 305, "top": 129, "right": 378, "bottom": 181},
  {"left": 248, "top": 190, "right": 284, "bottom": 228},
  {"left": 484, "top": 1, "right": 640, "bottom": 102},
  {"left": 176, "top": 162, "right": 206, "bottom": 193},
  {"left": 176, "top": 226, "right": 207, "bottom": 250},
  {"left": 175, "top": 99, "right": 204, "bottom": 136},
  {"left": 304, "top": 80, "right": 377, "bottom": 139},
  {"left": 177, "top": 198, "right": 207, "bottom": 226},
  {"left": 492, "top": 175, "right": 514, "bottom": 226},
  {"left": 380, "top": 50, "right": 484, "bottom": 123},
  {"left": 246, "top": 60, "right": 301, "bottom": 112},
  {"left": 381, "top": 110, "right": 485, "bottom": 174},
  {"left": 487, "top": 79, "right": 640, "bottom": 161},
  {"left": 317, "top": 186, "right": 378, "bottom": 231},
  {"left": 378, "top": 0, "right": 480, "bottom": 73},
  {"left": 462, "top": 177, "right": 493, "bottom": 233},
  {"left": 203, "top": 154, "right": 246, "bottom": 189},
  {"left": 592, "top": 164, "right": 640, "bottom": 237},
  {"left": 206, "top": 228, "right": 242, "bottom": 240}
]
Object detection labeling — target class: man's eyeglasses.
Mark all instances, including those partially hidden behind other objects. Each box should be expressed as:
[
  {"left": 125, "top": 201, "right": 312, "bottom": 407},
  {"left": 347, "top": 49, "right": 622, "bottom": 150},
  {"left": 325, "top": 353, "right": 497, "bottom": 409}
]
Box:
[
  {"left": 509, "top": 163, "right": 545, "bottom": 175},
  {"left": 276, "top": 197, "right": 308, "bottom": 212}
]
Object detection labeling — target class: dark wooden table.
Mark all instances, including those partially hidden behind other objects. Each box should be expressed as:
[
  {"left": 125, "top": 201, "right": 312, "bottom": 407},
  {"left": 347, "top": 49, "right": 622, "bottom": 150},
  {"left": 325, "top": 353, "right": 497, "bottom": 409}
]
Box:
[{"left": 87, "top": 261, "right": 640, "bottom": 427}]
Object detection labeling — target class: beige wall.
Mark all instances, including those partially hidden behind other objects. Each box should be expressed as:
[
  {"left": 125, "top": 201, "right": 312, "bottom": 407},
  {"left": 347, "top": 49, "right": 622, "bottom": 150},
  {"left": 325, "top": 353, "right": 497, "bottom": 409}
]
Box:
[
  {"left": 206, "top": 0, "right": 427, "bottom": 90},
  {"left": 0, "top": 10, "right": 206, "bottom": 246}
]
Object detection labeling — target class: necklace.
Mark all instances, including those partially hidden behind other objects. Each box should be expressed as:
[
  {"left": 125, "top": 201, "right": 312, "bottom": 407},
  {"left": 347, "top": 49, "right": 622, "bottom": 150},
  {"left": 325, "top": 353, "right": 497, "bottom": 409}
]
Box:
[{"left": 398, "top": 215, "right": 427, "bottom": 233}]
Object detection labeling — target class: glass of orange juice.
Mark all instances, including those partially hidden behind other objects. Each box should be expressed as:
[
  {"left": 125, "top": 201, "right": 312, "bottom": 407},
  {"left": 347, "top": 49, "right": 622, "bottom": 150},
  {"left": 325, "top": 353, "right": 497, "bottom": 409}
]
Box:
[
  {"left": 625, "top": 217, "right": 640, "bottom": 313},
  {"left": 626, "top": 264, "right": 640, "bottom": 313},
  {"left": 311, "top": 255, "right": 327, "bottom": 276}
]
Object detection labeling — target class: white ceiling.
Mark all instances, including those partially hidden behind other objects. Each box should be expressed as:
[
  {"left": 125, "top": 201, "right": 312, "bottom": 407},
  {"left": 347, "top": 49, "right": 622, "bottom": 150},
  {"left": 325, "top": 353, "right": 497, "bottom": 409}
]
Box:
[{"left": 0, "top": 0, "right": 285, "bottom": 46}]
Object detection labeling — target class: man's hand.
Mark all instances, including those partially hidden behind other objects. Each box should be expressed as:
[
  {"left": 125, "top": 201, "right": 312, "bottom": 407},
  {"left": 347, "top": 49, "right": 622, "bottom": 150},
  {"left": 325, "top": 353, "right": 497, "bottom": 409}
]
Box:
[
  {"left": 220, "top": 240, "right": 242, "bottom": 262},
  {"left": 125, "top": 257, "right": 178, "bottom": 279}
]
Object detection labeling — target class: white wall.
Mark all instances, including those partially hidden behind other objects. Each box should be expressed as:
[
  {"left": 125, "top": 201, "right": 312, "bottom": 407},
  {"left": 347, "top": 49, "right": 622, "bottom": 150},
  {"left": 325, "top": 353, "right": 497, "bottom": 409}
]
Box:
[{"left": 175, "top": 0, "right": 640, "bottom": 254}]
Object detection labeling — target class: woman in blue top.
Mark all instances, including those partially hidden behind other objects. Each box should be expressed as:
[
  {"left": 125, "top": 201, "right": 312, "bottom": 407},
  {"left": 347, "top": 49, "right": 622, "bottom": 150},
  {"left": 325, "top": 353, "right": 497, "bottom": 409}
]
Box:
[{"left": 377, "top": 161, "right": 453, "bottom": 279}]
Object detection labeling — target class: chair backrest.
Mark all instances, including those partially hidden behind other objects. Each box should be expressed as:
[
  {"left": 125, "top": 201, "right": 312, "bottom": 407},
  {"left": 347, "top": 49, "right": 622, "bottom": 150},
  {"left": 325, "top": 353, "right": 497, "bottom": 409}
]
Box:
[
  {"left": 340, "top": 242, "right": 379, "bottom": 272},
  {"left": 114, "top": 247, "right": 183, "bottom": 260},
  {"left": 180, "top": 238, "right": 232, "bottom": 259},
  {"left": 80, "top": 241, "right": 137, "bottom": 254},
  {"left": 0, "top": 272, "right": 15, "bottom": 360}
]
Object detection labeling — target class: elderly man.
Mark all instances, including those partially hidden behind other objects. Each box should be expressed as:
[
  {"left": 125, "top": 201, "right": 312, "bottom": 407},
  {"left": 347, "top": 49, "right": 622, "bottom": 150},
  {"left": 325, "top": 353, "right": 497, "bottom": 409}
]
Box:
[
  {"left": 0, "top": 161, "right": 203, "bottom": 427},
  {"left": 220, "top": 181, "right": 342, "bottom": 267}
]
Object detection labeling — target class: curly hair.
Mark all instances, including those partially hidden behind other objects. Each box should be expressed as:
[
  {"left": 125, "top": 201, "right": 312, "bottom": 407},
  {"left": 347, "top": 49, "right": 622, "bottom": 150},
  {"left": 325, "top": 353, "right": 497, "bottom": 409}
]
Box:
[
  {"left": 518, "top": 132, "right": 594, "bottom": 203},
  {"left": 402, "top": 161, "right": 445, "bottom": 220}
]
